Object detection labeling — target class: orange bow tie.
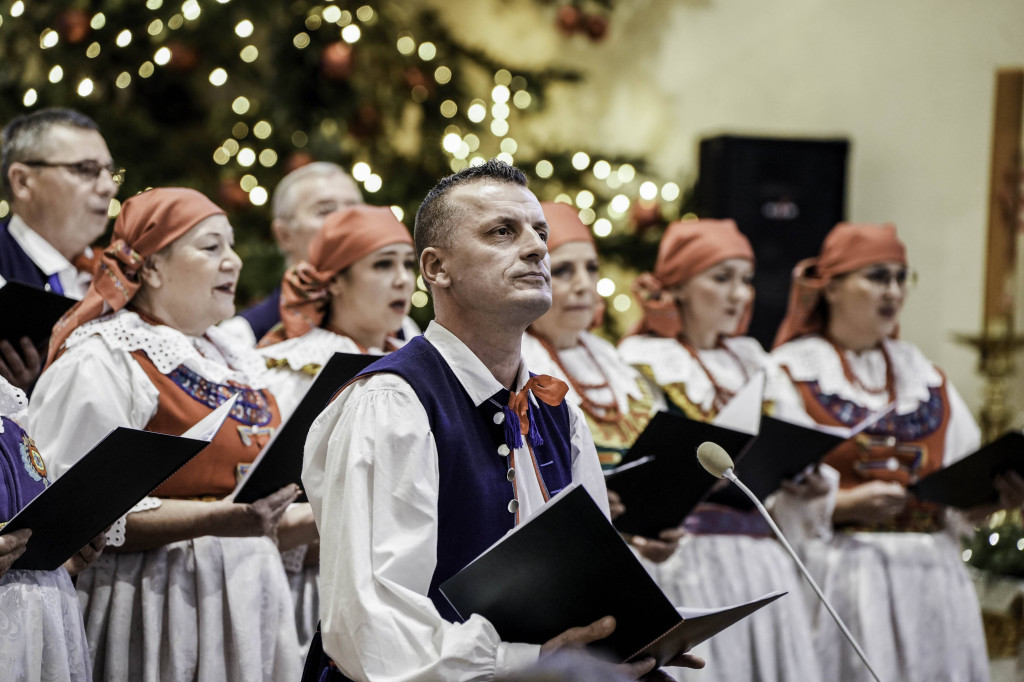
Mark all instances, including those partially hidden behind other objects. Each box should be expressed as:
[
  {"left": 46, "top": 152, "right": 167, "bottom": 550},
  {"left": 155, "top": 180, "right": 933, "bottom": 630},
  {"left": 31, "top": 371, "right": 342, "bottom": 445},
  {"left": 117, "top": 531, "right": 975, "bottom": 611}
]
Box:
[{"left": 503, "top": 374, "right": 569, "bottom": 449}]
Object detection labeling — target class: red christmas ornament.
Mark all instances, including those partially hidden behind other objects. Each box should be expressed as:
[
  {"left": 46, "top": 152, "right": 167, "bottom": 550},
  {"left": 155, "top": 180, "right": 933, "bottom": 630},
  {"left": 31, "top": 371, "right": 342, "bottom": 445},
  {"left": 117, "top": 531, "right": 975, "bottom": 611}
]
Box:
[
  {"left": 631, "top": 200, "right": 662, "bottom": 235},
  {"left": 348, "top": 104, "right": 381, "bottom": 139},
  {"left": 320, "top": 41, "right": 353, "bottom": 82},
  {"left": 555, "top": 5, "right": 582, "bottom": 36},
  {"left": 218, "top": 177, "right": 250, "bottom": 210},
  {"left": 285, "top": 151, "right": 315, "bottom": 174},
  {"left": 166, "top": 41, "right": 200, "bottom": 73},
  {"left": 56, "top": 9, "right": 90, "bottom": 44},
  {"left": 583, "top": 14, "right": 610, "bottom": 42}
]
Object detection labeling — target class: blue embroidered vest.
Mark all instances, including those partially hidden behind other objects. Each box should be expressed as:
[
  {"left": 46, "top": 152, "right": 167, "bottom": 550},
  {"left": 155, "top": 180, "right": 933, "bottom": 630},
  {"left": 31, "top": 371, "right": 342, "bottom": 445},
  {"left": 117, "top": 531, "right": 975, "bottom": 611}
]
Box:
[
  {"left": 362, "top": 336, "right": 575, "bottom": 622},
  {"left": 0, "top": 218, "right": 48, "bottom": 290},
  {"left": 0, "top": 417, "right": 49, "bottom": 522}
]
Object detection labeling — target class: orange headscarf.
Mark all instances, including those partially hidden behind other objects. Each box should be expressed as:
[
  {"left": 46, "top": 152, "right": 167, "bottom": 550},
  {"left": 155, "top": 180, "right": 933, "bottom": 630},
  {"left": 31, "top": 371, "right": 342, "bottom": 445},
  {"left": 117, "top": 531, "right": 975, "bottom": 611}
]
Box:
[
  {"left": 47, "top": 188, "right": 225, "bottom": 366},
  {"left": 632, "top": 219, "right": 755, "bottom": 339},
  {"left": 541, "top": 201, "right": 594, "bottom": 251},
  {"left": 264, "top": 205, "right": 413, "bottom": 345},
  {"left": 772, "top": 222, "right": 907, "bottom": 348}
]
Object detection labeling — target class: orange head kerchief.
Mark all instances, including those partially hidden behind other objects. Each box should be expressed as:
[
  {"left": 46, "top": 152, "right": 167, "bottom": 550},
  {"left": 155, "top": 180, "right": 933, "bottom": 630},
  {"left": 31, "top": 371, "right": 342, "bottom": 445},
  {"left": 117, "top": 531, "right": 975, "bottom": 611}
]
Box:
[
  {"left": 541, "top": 201, "right": 594, "bottom": 252},
  {"left": 264, "top": 205, "right": 413, "bottom": 346},
  {"left": 772, "top": 222, "right": 907, "bottom": 348},
  {"left": 47, "top": 188, "right": 225, "bottom": 366},
  {"left": 632, "top": 219, "right": 755, "bottom": 339}
]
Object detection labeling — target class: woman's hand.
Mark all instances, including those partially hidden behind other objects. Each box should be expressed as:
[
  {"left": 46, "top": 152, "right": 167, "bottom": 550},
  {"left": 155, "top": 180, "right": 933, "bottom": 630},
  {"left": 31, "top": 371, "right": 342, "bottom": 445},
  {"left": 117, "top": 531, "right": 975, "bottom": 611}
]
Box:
[
  {"left": 629, "top": 528, "right": 685, "bottom": 564},
  {"left": 0, "top": 528, "right": 30, "bottom": 577},
  {"left": 277, "top": 501, "right": 319, "bottom": 551},
  {"left": 780, "top": 466, "right": 831, "bottom": 499},
  {"left": 607, "top": 490, "right": 626, "bottom": 519},
  {"left": 65, "top": 531, "right": 106, "bottom": 577},
  {"left": 214, "top": 484, "right": 301, "bottom": 544},
  {"left": 833, "top": 480, "right": 908, "bottom": 525}
]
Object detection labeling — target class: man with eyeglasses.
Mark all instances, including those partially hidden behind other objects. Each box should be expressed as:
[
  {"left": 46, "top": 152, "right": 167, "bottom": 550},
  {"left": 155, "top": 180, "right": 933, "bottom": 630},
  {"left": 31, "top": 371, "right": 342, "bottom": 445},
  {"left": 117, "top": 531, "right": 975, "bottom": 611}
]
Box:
[{"left": 0, "top": 107, "right": 121, "bottom": 390}]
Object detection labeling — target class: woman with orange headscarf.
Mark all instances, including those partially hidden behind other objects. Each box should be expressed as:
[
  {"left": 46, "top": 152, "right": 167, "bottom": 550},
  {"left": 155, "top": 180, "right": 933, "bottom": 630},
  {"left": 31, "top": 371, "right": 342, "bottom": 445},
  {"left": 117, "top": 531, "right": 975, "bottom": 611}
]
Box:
[
  {"left": 521, "top": 202, "right": 675, "bottom": 561},
  {"left": 28, "top": 188, "right": 302, "bottom": 681},
  {"left": 257, "top": 204, "right": 415, "bottom": 648},
  {"left": 618, "top": 219, "right": 821, "bottom": 682},
  {"left": 258, "top": 204, "right": 416, "bottom": 418},
  {"left": 770, "top": 222, "right": 1021, "bottom": 682}
]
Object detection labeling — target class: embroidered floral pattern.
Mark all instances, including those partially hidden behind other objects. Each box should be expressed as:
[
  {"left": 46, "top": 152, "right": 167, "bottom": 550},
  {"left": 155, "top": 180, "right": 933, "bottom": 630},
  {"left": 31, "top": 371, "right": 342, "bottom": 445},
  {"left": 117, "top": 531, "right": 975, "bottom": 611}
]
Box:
[
  {"left": 20, "top": 432, "right": 47, "bottom": 481},
  {"left": 168, "top": 365, "right": 274, "bottom": 426},
  {"left": 809, "top": 381, "right": 946, "bottom": 441}
]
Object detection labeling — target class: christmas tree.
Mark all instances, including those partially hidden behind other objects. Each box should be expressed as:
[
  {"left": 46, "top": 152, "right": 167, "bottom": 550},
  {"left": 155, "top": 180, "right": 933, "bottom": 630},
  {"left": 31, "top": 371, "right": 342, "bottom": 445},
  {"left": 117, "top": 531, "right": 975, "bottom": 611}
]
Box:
[{"left": 0, "top": 0, "right": 683, "bottom": 333}]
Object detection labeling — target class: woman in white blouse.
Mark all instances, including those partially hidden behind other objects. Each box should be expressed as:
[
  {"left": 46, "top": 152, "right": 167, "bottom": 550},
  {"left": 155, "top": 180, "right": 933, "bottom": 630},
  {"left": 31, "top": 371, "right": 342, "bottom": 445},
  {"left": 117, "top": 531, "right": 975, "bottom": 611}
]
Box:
[
  {"left": 617, "top": 219, "right": 821, "bottom": 682},
  {"left": 770, "top": 222, "right": 1024, "bottom": 682},
  {"left": 257, "top": 204, "right": 415, "bottom": 648},
  {"left": 30, "top": 188, "right": 304, "bottom": 682}
]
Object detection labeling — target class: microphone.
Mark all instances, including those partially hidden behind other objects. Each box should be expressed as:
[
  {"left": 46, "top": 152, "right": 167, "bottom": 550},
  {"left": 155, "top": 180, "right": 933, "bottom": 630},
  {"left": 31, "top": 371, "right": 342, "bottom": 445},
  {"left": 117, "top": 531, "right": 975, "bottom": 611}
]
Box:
[{"left": 695, "top": 442, "right": 883, "bottom": 682}]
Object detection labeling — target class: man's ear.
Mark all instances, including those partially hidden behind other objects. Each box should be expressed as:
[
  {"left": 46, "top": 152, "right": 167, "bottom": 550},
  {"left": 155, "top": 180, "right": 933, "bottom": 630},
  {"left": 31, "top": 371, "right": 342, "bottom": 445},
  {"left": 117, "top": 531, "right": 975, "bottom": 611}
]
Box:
[
  {"left": 6, "top": 164, "right": 33, "bottom": 203},
  {"left": 420, "top": 247, "right": 450, "bottom": 290}
]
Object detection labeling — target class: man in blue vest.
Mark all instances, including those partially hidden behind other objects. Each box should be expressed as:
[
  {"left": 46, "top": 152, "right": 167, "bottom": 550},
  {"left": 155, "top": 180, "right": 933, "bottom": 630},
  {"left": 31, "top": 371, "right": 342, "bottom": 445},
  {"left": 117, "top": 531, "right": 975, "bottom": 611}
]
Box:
[
  {"left": 0, "top": 108, "right": 121, "bottom": 390},
  {"left": 303, "top": 160, "right": 703, "bottom": 680}
]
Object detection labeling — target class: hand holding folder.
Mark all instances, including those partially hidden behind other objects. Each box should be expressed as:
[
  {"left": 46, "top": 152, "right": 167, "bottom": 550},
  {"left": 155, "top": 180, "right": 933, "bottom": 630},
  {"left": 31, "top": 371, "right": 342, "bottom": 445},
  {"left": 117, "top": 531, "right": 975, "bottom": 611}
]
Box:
[
  {"left": 910, "top": 431, "right": 1024, "bottom": 509},
  {"left": 440, "top": 485, "right": 785, "bottom": 668},
  {"left": 0, "top": 396, "right": 238, "bottom": 570}
]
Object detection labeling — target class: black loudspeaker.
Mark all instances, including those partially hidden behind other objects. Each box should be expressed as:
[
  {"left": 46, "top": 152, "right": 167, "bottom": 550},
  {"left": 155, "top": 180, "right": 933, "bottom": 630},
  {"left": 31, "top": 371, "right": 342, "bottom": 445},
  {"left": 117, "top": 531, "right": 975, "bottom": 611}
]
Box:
[{"left": 696, "top": 135, "right": 849, "bottom": 349}]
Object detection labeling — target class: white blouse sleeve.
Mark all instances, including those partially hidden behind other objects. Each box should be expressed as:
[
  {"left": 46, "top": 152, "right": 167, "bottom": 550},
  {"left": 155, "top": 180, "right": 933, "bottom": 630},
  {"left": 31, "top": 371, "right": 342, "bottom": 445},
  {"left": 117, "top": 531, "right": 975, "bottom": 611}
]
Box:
[
  {"left": 942, "top": 380, "right": 981, "bottom": 466},
  {"left": 27, "top": 336, "right": 159, "bottom": 480},
  {"left": 304, "top": 374, "right": 540, "bottom": 682}
]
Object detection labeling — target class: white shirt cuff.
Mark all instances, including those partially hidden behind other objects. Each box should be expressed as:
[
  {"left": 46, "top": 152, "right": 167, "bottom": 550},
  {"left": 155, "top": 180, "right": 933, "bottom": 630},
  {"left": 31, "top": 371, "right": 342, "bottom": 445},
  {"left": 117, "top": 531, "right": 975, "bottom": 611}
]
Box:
[{"left": 496, "top": 642, "right": 541, "bottom": 677}]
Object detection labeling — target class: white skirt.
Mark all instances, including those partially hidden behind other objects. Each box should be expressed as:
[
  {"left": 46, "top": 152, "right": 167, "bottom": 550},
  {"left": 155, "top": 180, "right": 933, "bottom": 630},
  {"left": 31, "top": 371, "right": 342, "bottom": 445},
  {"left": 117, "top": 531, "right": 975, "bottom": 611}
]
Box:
[
  {"left": 655, "top": 533, "right": 822, "bottom": 682},
  {"left": 0, "top": 568, "right": 91, "bottom": 682},
  {"left": 76, "top": 535, "right": 301, "bottom": 682},
  {"left": 807, "top": 531, "right": 989, "bottom": 682}
]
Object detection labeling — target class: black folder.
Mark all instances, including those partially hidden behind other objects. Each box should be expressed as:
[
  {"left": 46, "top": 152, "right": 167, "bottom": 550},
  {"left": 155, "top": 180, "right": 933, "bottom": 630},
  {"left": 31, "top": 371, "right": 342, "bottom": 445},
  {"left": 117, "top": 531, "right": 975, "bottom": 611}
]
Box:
[
  {"left": 0, "top": 281, "right": 76, "bottom": 347},
  {"left": 910, "top": 431, "right": 1024, "bottom": 509},
  {"left": 440, "top": 485, "right": 785, "bottom": 666},
  {"left": 233, "top": 352, "right": 379, "bottom": 504},
  {"left": 710, "top": 416, "right": 847, "bottom": 509},
  {"left": 605, "top": 412, "right": 754, "bottom": 538},
  {"left": 0, "top": 428, "right": 209, "bottom": 570}
]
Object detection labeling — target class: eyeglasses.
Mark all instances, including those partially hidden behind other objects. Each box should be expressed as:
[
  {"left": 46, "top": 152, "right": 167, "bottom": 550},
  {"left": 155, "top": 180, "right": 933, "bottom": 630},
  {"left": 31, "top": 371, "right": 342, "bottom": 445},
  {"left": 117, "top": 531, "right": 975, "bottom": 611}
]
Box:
[
  {"left": 22, "top": 159, "right": 125, "bottom": 186},
  {"left": 858, "top": 266, "right": 917, "bottom": 291}
]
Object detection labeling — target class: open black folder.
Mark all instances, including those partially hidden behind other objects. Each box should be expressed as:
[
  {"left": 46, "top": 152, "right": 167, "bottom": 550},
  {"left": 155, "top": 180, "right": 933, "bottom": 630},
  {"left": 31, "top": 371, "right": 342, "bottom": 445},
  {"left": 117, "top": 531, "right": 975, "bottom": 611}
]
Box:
[
  {"left": 0, "top": 281, "right": 76, "bottom": 347},
  {"left": 0, "top": 396, "right": 237, "bottom": 571},
  {"left": 440, "top": 485, "right": 785, "bottom": 666},
  {"left": 233, "top": 352, "right": 378, "bottom": 504},
  {"left": 910, "top": 431, "right": 1024, "bottom": 509},
  {"left": 606, "top": 373, "right": 891, "bottom": 538}
]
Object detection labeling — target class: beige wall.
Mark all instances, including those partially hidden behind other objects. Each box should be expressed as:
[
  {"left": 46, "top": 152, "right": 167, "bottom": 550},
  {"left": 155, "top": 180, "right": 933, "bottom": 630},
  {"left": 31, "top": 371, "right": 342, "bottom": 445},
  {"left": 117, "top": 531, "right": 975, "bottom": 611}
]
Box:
[{"left": 436, "top": 0, "right": 1024, "bottom": 419}]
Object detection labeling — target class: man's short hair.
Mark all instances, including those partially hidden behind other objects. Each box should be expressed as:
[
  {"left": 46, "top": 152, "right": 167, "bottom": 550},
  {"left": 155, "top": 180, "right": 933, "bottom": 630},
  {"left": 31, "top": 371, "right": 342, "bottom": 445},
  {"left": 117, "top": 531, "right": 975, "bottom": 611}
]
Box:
[
  {"left": 2, "top": 108, "right": 100, "bottom": 194},
  {"left": 271, "top": 161, "right": 360, "bottom": 221},
  {"left": 413, "top": 159, "right": 528, "bottom": 259}
]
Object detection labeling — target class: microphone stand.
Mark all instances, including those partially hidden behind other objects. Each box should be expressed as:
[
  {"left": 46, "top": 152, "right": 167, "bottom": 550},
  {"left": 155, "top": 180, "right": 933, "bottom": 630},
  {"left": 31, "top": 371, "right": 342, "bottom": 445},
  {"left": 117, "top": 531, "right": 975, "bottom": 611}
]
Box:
[{"left": 721, "top": 468, "right": 884, "bottom": 682}]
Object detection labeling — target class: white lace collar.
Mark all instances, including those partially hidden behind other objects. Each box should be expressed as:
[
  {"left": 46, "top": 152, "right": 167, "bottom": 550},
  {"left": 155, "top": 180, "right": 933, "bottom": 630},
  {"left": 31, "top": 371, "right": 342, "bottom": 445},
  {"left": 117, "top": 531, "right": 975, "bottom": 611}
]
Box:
[
  {"left": 618, "top": 334, "right": 767, "bottom": 411},
  {"left": 521, "top": 331, "right": 645, "bottom": 414},
  {"left": 0, "top": 375, "right": 27, "bottom": 430},
  {"left": 259, "top": 326, "right": 399, "bottom": 370},
  {"left": 65, "top": 309, "right": 270, "bottom": 387},
  {"left": 772, "top": 335, "right": 942, "bottom": 414}
]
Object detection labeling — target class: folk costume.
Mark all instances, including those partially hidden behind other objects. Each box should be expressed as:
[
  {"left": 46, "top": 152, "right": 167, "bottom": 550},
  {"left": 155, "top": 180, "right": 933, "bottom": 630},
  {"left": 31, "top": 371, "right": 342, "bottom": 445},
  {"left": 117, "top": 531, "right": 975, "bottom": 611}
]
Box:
[
  {"left": 618, "top": 220, "right": 821, "bottom": 682},
  {"left": 302, "top": 321, "right": 609, "bottom": 681},
  {"left": 0, "top": 376, "right": 91, "bottom": 682},
  {"left": 771, "top": 222, "right": 988, "bottom": 682},
  {"left": 0, "top": 214, "right": 93, "bottom": 298},
  {"left": 28, "top": 189, "right": 300, "bottom": 682},
  {"left": 258, "top": 205, "right": 413, "bottom": 647}
]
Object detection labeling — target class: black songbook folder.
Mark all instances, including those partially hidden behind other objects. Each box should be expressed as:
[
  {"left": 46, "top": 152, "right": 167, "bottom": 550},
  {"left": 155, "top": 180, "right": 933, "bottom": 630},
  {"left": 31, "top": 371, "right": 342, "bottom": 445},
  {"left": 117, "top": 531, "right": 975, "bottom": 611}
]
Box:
[
  {"left": 233, "top": 352, "right": 378, "bottom": 504},
  {"left": 440, "top": 485, "right": 785, "bottom": 666},
  {"left": 0, "top": 281, "right": 76, "bottom": 347},
  {"left": 910, "top": 431, "right": 1024, "bottom": 509},
  {"left": 605, "top": 412, "right": 753, "bottom": 538},
  {"left": 0, "top": 395, "right": 236, "bottom": 570},
  {"left": 1, "top": 430, "right": 208, "bottom": 570}
]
